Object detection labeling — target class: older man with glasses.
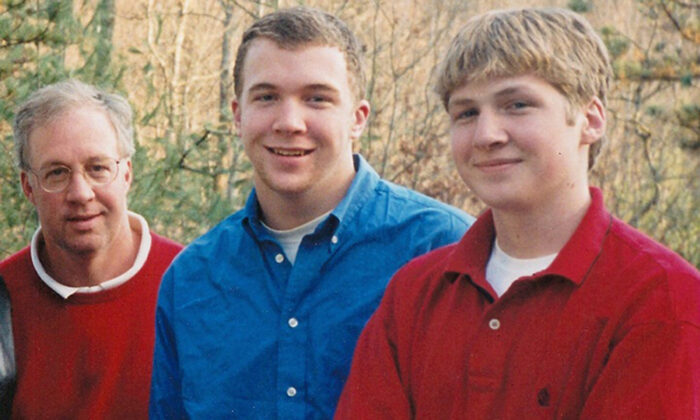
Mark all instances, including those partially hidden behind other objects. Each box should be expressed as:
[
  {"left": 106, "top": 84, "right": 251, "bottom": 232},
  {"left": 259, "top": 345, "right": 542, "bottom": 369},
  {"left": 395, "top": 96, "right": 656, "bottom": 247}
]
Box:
[{"left": 0, "top": 79, "right": 182, "bottom": 419}]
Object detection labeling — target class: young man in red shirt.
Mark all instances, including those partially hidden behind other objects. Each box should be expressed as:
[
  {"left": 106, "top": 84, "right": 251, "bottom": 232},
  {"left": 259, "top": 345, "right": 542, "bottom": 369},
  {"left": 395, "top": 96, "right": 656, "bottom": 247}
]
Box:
[
  {"left": 336, "top": 7, "right": 700, "bottom": 419},
  {"left": 0, "top": 79, "right": 182, "bottom": 419}
]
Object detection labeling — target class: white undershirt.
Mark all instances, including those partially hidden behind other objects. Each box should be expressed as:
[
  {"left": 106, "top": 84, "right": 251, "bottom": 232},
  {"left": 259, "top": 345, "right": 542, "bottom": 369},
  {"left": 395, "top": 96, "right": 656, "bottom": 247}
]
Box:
[
  {"left": 485, "top": 239, "right": 557, "bottom": 297},
  {"left": 262, "top": 211, "right": 331, "bottom": 265},
  {"left": 31, "top": 211, "right": 152, "bottom": 299}
]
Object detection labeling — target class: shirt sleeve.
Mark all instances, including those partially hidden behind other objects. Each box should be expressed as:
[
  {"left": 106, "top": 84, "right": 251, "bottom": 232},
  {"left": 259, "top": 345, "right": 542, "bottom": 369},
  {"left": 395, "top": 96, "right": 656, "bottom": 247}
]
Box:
[
  {"left": 580, "top": 319, "right": 700, "bottom": 418},
  {"left": 149, "top": 266, "right": 187, "bottom": 419},
  {"left": 334, "top": 271, "right": 414, "bottom": 419},
  {"left": 579, "top": 265, "right": 700, "bottom": 418}
]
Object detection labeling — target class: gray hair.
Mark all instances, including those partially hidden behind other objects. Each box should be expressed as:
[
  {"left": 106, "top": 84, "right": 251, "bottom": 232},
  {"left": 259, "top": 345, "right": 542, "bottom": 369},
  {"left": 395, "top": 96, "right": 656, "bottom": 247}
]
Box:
[{"left": 13, "top": 79, "right": 134, "bottom": 170}]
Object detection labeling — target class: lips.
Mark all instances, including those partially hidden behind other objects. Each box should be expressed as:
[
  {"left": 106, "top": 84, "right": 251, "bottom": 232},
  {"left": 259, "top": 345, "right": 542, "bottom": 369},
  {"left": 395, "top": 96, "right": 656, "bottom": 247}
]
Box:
[
  {"left": 66, "top": 214, "right": 100, "bottom": 222},
  {"left": 266, "top": 147, "right": 312, "bottom": 157},
  {"left": 474, "top": 158, "right": 522, "bottom": 168},
  {"left": 65, "top": 213, "right": 102, "bottom": 230}
]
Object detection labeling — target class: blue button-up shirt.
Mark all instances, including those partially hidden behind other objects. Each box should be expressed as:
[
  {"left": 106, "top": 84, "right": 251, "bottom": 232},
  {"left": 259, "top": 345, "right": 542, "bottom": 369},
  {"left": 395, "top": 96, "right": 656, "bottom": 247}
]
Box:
[{"left": 150, "top": 155, "right": 473, "bottom": 419}]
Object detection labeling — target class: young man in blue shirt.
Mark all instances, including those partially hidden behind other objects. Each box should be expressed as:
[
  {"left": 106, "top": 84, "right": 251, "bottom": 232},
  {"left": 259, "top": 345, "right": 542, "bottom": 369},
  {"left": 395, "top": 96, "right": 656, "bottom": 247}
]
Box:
[{"left": 150, "top": 6, "right": 472, "bottom": 419}]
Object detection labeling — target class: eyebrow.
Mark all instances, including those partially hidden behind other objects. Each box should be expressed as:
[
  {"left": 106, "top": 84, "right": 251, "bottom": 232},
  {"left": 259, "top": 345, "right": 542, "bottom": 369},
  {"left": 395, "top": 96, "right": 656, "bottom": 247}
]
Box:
[
  {"left": 37, "top": 156, "right": 115, "bottom": 170},
  {"left": 246, "top": 82, "right": 341, "bottom": 94},
  {"left": 247, "top": 83, "right": 277, "bottom": 93},
  {"left": 304, "top": 84, "right": 340, "bottom": 93},
  {"left": 448, "top": 84, "right": 534, "bottom": 109}
]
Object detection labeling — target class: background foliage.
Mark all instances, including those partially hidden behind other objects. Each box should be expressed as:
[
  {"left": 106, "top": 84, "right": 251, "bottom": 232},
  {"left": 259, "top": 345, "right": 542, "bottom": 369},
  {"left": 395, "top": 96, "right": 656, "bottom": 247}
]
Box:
[{"left": 1, "top": 0, "right": 698, "bottom": 266}]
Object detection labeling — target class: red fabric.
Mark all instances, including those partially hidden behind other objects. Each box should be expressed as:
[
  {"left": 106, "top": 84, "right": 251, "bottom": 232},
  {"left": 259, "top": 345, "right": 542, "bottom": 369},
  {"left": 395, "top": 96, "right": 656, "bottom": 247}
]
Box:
[
  {"left": 336, "top": 188, "right": 700, "bottom": 419},
  {"left": 0, "top": 233, "right": 182, "bottom": 420}
]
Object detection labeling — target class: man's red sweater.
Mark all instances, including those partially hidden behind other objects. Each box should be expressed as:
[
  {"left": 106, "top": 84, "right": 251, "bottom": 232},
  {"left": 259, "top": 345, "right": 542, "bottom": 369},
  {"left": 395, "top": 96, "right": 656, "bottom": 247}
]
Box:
[{"left": 0, "top": 233, "right": 182, "bottom": 419}]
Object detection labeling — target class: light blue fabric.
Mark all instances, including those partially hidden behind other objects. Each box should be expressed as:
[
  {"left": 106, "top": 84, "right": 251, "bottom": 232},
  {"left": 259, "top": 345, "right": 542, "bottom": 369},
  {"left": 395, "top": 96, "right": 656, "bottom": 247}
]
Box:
[{"left": 150, "top": 155, "right": 473, "bottom": 419}]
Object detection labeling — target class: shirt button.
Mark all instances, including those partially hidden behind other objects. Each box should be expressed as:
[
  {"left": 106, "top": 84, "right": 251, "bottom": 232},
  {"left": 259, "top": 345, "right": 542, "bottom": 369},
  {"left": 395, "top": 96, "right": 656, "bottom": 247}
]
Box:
[
  {"left": 489, "top": 318, "right": 501, "bottom": 330},
  {"left": 275, "top": 253, "right": 284, "bottom": 263},
  {"left": 286, "top": 386, "right": 297, "bottom": 397},
  {"left": 288, "top": 317, "right": 299, "bottom": 328},
  {"left": 331, "top": 235, "right": 339, "bottom": 244}
]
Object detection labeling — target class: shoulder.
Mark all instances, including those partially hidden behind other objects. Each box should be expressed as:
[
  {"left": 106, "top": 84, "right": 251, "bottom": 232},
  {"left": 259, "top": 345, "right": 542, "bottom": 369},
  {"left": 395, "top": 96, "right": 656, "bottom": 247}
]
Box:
[
  {"left": 378, "top": 178, "right": 472, "bottom": 222},
  {"left": 149, "top": 233, "right": 184, "bottom": 255},
  {"left": 607, "top": 217, "right": 698, "bottom": 278},
  {"left": 0, "top": 246, "right": 32, "bottom": 276},
  {"left": 143, "top": 233, "right": 184, "bottom": 275},
  {"left": 599, "top": 218, "right": 700, "bottom": 323},
  {"left": 167, "top": 209, "right": 247, "bottom": 267},
  {"left": 350, "top": 179, "right": 472, "bottom": 253},
  {"left": 0, "top": 246, "right": 34, "bottom": 295}
]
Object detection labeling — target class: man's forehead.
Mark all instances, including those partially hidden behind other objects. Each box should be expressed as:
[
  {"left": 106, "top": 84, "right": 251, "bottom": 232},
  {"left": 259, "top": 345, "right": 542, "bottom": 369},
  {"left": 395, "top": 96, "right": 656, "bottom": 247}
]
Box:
[
  {"left": 26, "top": 106, "right": 121, "bottom": 166},
  {"left": 448, "top": 74, "right": 552, "bottom": 105},
  {"left": 242, "top": 41, "right": 348, "bottom": 85},
  {"left": 250, "top": 36, "right": 338, "bottom": 53},
  {"left": 245, "top": 37, "right": 345, "bottom": 62}
]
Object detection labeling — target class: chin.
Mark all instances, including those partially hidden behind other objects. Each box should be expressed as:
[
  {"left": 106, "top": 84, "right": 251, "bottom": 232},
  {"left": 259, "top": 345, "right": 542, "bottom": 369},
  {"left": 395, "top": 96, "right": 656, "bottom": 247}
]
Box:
[
  {"left": 470, "top": 187, "right": 526, "bottom": 212},
  {"left": 269, "top": 179, "right": 314, "bottom": 195},
  {"left": 58, "top": 237, "right": 104, "bottom": 256}
]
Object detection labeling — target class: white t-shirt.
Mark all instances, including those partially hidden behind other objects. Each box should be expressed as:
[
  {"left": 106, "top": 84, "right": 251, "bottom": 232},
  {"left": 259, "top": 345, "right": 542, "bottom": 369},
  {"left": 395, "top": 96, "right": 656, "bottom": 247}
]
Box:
[
  {"left": 485, "top": 239, "right": 557, "bottom": 297},
  {"left": 262, "top": 211, "right": 331, "bottom": 265}
]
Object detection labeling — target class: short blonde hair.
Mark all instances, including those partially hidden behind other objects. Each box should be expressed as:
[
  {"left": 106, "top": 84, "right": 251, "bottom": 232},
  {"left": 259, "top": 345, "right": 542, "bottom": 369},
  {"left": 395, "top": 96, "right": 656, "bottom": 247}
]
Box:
[{"left": 434, "top": 8, "right": 612, "bottom": 167}]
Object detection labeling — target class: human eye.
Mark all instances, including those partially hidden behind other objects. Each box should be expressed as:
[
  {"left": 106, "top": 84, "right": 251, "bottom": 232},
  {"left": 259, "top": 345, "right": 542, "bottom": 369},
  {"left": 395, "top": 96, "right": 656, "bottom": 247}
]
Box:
[
  {"left": 42, "top": 166, "right": 69, "bottom": 181},
  {"left": 306, "top": 93, "right": 334, "bottom": 107},
  {"left": 253, "top": 92, "right": 276, "bottom": 103},
  {"left": 87, "top": 161, "right": 114, "bottom": 180},
  {"left": 451, "top": 107, "right": 478, "bottom": 122},
  {"left": 504, "top": 96, "right": 535, "bottom": 113}
]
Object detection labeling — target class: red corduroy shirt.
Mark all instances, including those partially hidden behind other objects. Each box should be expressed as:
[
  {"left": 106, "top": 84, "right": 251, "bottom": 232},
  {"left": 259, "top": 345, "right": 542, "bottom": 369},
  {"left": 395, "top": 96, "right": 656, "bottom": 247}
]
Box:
[{"left": 336, "top": 188, "right": 700, "bottom": 419}]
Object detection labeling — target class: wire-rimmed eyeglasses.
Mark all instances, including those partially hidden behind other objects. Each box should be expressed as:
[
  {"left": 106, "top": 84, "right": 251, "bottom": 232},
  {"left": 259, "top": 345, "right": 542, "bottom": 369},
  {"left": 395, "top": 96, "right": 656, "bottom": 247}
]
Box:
[{"left": 28, "top": 158, "right": 124, "bottom": 193}]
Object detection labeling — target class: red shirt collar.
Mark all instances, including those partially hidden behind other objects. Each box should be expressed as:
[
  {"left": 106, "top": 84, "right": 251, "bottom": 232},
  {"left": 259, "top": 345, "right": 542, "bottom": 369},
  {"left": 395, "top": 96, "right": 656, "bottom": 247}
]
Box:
[{"left": 445, "top": 187, "right": 612, "bottom": 289}]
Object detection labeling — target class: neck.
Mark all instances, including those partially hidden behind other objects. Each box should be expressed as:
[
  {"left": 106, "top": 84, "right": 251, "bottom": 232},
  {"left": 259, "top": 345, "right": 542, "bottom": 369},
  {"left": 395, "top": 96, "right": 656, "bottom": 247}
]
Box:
[
  {"left": 40, "top": 218, "right": 140, "bottom": 287},
  {"left": 492, "top": 186, "right": 591, "bottom": 259},
  {"left": 255, "top": 173, "right": 355, "bottom": 231}
]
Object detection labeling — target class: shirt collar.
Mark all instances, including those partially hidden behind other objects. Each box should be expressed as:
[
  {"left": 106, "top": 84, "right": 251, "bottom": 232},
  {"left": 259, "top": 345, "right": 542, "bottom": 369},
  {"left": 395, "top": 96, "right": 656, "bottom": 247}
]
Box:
[
  {"left": 330, "top": 154, "right": 379, "bottom": 231},
  {"left": 544, "top": 187, "right": 612, "bottom": 285},
  {"left": 31, "top": 211, "right": 152, "bottom": 299},
  {"left": 445, "top": 187, "right": 611, "bottom": 288},
  {"left": 242, "top": 154, "right": 380, "bottom": 238}
]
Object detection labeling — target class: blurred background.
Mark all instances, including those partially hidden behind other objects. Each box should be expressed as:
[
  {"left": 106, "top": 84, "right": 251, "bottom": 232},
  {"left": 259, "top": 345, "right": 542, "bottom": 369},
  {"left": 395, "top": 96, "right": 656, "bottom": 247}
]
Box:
[{"left": 0, "top": 0, "right": 697, "bottom": 266}]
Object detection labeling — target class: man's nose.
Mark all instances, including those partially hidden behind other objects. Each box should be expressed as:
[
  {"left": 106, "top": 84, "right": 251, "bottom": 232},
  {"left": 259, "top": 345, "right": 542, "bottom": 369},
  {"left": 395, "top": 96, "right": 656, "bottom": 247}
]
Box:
[
  {"left": 272, "top": 99, "right": 307, "bottom": 135},
  {"left": 64, "top": 170, "right": 96, "bottom": 202},
  {"left": 473, "top": 110, "right": 508, "bottom": 149}
]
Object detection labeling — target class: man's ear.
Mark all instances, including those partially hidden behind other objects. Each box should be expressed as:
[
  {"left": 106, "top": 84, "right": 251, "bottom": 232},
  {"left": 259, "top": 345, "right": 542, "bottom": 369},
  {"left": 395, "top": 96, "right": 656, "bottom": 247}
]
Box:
[
  {"left": 20, "top": 171, "right": 37, "bottom": 205},
  {"left": 581, "top": 96, "right": 606, "bottom": 145},
  {"left": 123, "top": 159, "right": 133, "bottom": 190},
  {"left": 232, "top": 100, "right": 241, "bottom": 130},
  {"left": 350, "top": 99, "right": 370, "bottom": 140}
]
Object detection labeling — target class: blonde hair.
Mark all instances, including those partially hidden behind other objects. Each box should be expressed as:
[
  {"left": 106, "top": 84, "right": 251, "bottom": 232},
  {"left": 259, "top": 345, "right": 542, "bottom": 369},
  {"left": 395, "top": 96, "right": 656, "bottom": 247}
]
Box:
[{"left": 435, "top": 8, "right": 612, "bottom": 167}]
